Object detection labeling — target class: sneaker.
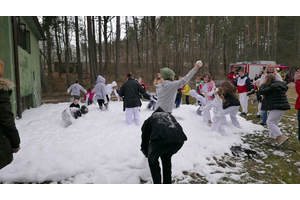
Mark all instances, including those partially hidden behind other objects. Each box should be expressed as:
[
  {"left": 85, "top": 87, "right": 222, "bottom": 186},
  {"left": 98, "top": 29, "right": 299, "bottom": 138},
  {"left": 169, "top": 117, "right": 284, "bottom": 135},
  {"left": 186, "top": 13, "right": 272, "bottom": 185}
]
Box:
[
  {"left": 260, "top": 122, "right": 266, "bottom": 126},
  {"left": 277, "top": 135, "right": 289, "bottom": 147},
  {"left": 241, "top": 112, "right": 247, "bottom": 116},
  {"left": 104, "top": 103, "right": 108, "bottom": 109},
  {"left": 264, "top": 138, "right": 278, "bottom": 145}
]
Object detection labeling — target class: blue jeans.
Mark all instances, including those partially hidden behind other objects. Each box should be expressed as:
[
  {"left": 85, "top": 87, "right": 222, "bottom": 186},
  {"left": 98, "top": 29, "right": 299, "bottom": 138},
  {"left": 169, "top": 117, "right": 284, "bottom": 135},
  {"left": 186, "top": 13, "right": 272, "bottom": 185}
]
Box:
[
  {"left": 253, "top": 99, "right": 258, "bottom": 103},
  {"left": 298, "top": 110, "right": 300, "bottom": 141},
  {"left": 262, "top": 110, "right": 268, "bottom": 124}
]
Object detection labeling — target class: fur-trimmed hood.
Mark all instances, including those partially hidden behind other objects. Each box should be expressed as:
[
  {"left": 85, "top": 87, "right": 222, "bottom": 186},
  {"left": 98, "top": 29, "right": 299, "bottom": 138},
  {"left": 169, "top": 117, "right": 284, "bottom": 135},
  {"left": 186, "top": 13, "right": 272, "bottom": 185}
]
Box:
[{"left": 0, "top": 77, "right": 15, "bottom": 91}]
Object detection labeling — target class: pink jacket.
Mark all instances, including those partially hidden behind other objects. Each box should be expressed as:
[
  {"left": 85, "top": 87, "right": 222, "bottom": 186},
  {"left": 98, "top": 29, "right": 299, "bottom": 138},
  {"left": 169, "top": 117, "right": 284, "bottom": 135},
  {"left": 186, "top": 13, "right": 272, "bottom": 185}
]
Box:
[
  {"left": 84, "top": 91, "right": 95, "bottom": 101},
  {"left": 200, "top": 81, "right": 215, "bottom": 101}
]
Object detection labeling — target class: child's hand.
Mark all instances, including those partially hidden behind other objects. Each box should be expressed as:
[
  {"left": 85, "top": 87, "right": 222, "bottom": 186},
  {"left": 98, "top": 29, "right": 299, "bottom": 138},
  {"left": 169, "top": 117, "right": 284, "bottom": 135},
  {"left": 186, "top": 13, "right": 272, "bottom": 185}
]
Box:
[{"left": 195, "top": 60, "right": 202, "bottom": 69}]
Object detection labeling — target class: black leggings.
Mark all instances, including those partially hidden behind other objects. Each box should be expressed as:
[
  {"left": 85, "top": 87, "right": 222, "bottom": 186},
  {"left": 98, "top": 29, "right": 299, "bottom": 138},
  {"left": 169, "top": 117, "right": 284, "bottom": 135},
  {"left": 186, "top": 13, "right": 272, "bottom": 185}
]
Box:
[{"left": 97, "top": 99, "right": 104, "bottom": 108}]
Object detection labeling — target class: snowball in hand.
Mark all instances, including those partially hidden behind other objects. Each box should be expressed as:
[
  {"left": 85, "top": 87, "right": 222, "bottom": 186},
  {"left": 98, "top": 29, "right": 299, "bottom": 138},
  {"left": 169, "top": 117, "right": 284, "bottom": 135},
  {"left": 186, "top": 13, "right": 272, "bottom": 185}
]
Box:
[{"left": 196, "top": 60, "right": 202, "bottom": 67}]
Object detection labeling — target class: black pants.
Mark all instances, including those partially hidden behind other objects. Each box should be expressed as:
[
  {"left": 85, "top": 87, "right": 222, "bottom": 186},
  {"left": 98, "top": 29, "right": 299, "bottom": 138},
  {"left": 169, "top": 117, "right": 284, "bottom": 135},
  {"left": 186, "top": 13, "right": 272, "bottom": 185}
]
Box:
[
  {"left": 148, "top": 142, "right": 184, "bottom": 184},
  {"left": 97, "top": 99, "right": 104, "bottom": 108}
]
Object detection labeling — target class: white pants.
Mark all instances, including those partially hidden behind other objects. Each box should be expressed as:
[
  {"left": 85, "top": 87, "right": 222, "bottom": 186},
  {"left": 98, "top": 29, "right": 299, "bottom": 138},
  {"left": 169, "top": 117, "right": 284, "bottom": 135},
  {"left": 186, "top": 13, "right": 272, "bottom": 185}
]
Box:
[
  {"left": 267, "top": 110, "right": 286, "bottom": 139},
  {"left": 224, "top": 106, "right": 241, "bottom": 128},
  {"left": 239, "top": 92, "right": 249, "bottom": 113},
  {"left": 203, "top": 100, "right": 213, "bottom": 122},
  {"left": 211, "top": 116, "right": 226, "bottom": 136},
  {"left": 125, "top": 107, "right": 140, "bottom": 126},
  {"left": 257, "top": 102, "right": 262, "bottom": 116}
]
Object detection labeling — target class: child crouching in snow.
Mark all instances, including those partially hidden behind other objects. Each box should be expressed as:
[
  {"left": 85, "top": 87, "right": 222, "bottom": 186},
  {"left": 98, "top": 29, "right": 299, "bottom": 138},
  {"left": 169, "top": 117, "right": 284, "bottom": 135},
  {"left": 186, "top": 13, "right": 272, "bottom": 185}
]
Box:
[
  {"left": 61, "top": 105, "right": 89, "bottom": 126},
  {"left": 189, "top": 90, "right": 206, "bottom": 115},
  {"left": 210, "top": 87, "right": 227, "bottom": 136}
]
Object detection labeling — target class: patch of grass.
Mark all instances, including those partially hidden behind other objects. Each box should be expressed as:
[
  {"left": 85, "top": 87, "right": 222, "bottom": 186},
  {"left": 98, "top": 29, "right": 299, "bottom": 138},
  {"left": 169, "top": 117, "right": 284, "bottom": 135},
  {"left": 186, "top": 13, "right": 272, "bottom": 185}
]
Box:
[{"left": 176, "top": 83, "right": 300, "bottom": 184}]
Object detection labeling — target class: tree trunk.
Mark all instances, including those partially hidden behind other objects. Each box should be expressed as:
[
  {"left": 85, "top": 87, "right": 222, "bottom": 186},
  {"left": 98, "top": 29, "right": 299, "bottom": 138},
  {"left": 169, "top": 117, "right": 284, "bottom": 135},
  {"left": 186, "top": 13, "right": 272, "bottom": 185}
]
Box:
[
  {"left": 46, "top": 26, "right": 52, "bottom": 79},
  {"left": 87, "top": 16, "right": 95, "bottom": 83},
  {"left": 116, "top": 16, "right": 120, "bottom": 79},
  {"left": 39, "top": 52, "right": 49, "bottom": 93},
  {"left": 92, "top": 17, "right": 98, "bottom": 77},
  {"left": 133, "top": 16, "right": 141, "bottom": 71},
  {"left": 125, "top": 16, "right": 129, "bottom": 74},
  {"left": 98, "top": 16, "right": 103, "bottom": 75},
  {"left": 103, "top": 16, "right": 110, "bottom": 75},
  {"left": 75, "top": 16, "right": 83, "bottom": 85},
  {"left": 53, "top": 17, "right": 62, "bottom": 77},
  {"left": 65, "top": 16, "right": 71, "bottom": 87}
]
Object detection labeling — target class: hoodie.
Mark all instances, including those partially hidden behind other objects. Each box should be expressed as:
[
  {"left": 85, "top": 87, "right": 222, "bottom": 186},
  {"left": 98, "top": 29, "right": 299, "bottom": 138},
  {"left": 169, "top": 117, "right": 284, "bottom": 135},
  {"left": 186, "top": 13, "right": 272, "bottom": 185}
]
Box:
[
  {"left": 154, "top": 68, "right": 198, "bottom": 113},
  {"left": 105, "top": 81, "right": 119, "bottom": 100},
  {"left": 140, "top": 107, "right": 187, "bottom": 157},
  {"left": 95, "top": 75, "right": 106, "bottom": 100}
]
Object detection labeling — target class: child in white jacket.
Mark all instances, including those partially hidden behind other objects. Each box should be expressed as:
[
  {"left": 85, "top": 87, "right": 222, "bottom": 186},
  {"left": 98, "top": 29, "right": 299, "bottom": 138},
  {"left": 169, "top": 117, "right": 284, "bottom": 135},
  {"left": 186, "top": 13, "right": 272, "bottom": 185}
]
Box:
[
  {"left": 210, "top": 87, "right": 226, "bottom": 136},
  {"left": 61, "top": 105, "right": 89, "bottom": 126},
  {"left": 105, "top": 81, "right": 120, "bottom": 102}
]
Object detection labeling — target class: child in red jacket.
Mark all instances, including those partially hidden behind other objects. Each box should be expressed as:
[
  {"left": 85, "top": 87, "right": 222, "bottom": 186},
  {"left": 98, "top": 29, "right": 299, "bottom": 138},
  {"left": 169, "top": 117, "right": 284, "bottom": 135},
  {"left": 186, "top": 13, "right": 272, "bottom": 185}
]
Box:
[{"left": 294, "top": 71, "right": 300, "bottom": 141}]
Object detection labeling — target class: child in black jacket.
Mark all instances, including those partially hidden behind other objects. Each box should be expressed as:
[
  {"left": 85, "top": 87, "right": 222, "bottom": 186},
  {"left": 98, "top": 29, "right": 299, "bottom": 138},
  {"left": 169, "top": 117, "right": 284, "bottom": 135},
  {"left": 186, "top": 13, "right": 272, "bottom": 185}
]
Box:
[{"left": 141, "top": 107, "right": 187, "bottom": 184}]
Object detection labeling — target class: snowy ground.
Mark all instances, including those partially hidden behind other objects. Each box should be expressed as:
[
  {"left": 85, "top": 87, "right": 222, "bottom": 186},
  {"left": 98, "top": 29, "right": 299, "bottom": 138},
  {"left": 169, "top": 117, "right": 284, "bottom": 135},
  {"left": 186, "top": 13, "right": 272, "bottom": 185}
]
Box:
[{"left": 0, "top": 100, "right": 265, "bottom": 184}]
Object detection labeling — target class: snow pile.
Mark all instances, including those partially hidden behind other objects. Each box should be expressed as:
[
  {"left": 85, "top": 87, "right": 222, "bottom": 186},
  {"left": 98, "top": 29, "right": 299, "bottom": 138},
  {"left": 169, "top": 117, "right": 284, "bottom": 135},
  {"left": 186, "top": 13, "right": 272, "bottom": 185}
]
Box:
[{"left": 0, "top": 101, "right": 264, "bottom": 184}]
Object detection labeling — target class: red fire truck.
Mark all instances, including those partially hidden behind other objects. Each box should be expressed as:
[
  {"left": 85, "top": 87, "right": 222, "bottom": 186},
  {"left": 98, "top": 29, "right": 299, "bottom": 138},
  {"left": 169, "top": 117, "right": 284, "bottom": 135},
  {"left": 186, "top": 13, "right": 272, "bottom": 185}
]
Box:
[{"left": 229, "top": 61, "right": 294, "bottom": 83}]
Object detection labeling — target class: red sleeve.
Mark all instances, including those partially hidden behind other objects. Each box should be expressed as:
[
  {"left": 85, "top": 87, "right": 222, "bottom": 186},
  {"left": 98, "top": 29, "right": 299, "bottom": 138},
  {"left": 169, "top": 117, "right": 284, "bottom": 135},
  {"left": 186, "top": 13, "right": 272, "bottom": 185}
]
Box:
[{"left": 296, "top": 81, "right": 300, "bottom": 95}]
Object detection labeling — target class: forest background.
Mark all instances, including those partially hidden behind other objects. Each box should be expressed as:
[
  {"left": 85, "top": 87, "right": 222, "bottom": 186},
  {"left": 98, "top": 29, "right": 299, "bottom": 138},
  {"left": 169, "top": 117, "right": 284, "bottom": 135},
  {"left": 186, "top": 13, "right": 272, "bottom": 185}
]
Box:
[
  {"left": 39, "top": 15, "right": 300, "bottom": 93},
  {"left": 6, "top": 0, "right": 297, "bottom": 94}
]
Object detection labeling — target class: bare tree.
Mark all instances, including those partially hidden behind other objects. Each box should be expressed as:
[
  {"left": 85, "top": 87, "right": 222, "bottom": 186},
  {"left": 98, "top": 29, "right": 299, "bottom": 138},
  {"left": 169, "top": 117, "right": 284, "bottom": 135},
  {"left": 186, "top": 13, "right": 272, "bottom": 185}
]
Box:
[
  {"left": 65, "top": 16, "right": 71, "bottom": 87},
  {"left": 116, "top": 16, "right": 120, "bottom": 79},
  {"left": 75, "top": 16, "right": 83, "bottom": 85}
]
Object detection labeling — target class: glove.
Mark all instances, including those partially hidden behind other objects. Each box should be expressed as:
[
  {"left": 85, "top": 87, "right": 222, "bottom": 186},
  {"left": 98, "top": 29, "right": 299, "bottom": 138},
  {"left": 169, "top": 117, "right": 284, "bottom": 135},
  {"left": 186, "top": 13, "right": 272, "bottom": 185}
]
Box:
[{"left": 196, "top": 60, "right": 202, "bottom": 67}]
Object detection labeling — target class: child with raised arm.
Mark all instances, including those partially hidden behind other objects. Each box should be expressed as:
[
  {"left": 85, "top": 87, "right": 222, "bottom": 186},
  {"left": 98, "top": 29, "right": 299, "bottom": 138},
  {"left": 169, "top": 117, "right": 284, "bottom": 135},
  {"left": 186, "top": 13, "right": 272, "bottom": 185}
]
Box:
[{"left": 154, "top": 60, "right": 202, "bottom": 113}]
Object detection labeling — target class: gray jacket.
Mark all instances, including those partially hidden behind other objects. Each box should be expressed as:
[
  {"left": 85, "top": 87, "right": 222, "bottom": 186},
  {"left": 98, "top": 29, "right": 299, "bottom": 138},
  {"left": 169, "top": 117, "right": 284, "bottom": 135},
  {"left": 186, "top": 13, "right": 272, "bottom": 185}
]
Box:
[
  {"left": 67, "top": 83, "right": 87, "bottom": 96},
  {"left": 95, "top": 75, "right": 106, "bottom": 100},
  {"left": 154, "top": 68, "right": 198, "bottom": 113}
]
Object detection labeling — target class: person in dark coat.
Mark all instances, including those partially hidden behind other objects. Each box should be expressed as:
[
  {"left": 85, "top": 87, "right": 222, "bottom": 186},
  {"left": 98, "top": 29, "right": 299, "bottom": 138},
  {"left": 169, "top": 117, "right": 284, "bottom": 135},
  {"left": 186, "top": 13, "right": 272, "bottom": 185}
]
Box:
[
  {"left": 141, "top": 107, "right": 187, "bottom": 184},
  {"left": 221, "top": 81, "right": 241, "bottom": 128},
  {"left": 119, "top": 72, "right": 147, "bottom": 126},
  {"left": 0, "top": 60, "right": 21, "bottom": 169},
  {"left": 260, "top": 73, "right": 290, "bottom": 146}
]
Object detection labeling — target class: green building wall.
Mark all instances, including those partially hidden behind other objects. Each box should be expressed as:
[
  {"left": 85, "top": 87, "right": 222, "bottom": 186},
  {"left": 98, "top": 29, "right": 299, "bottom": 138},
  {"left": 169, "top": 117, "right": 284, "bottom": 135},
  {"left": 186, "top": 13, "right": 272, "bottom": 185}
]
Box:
[{"left": 0, "top": 16, "right": 42, "bottom": 117}]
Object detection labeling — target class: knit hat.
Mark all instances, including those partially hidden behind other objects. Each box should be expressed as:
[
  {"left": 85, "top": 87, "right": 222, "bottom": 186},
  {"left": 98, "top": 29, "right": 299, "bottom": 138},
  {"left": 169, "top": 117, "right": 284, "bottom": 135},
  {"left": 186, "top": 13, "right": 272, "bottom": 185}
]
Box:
[
  {"left": 160, "top": 67, "right": 175, "bottom": 80},
  {"left": 81, "top": 105, "right": 89, "bottom": 114}
]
